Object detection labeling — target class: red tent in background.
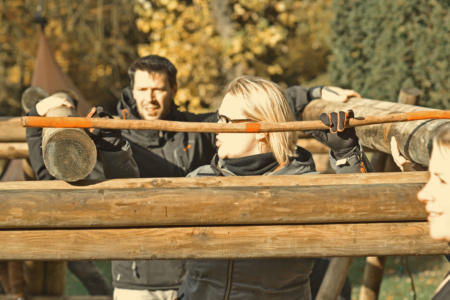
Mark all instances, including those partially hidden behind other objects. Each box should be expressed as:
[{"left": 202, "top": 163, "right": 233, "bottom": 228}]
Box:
[{"left": 31, "top": 26, "right": 90, "bottom": 116}]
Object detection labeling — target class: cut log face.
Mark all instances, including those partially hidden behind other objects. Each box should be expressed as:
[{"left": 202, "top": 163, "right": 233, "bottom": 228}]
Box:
[
  {"left": 42, "top": 96, "right": 96, "bottom": 182},
  {"left": 302, "top": 100, "right": 448, "bottom": 166}
]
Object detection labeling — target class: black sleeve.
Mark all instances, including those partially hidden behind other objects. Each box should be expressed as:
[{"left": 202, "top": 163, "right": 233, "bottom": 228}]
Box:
[{"left": 284, "top": 86, "right": 322, "bottom": 121}]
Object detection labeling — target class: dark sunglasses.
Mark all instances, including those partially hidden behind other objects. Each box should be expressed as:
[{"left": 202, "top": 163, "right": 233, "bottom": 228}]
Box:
[{"left": 217, "top": 112, "right": 255, "bottom": 124}]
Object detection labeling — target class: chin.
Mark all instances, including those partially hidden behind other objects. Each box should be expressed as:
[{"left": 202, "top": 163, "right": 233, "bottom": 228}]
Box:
[{"left": 429, "top": 226, "right": 450, "bottom": 242}]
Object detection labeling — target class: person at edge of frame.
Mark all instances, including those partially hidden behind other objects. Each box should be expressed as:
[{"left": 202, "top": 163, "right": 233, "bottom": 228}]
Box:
[
  {"left": 391, "top": 132, "right": 450, "bottom": 300},
  {"left": 25, "top": 99, "right": 113, "bottom": 297},
  {"left": 27, "top": 54, "right": 360, "bottom": 300},
  {"left": 83, "top": 75, "right": 373, "bottom": 300}
]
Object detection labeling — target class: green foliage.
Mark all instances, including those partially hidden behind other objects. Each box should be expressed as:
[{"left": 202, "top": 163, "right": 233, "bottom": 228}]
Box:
[{"left": 328, "top": 0, "right": 450, "bottom": 108}]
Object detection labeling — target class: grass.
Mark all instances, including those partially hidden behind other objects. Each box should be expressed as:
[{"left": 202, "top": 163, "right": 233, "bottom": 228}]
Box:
[{"left": 65, "top": 256, "right": 450, "bottom": 299}]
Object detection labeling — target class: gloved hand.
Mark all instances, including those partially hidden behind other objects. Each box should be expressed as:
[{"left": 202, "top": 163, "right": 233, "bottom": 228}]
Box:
[
  {"left": 86, "top": 107, "right": 124, "bottom": 152},
  {"left": 305, "top": 110, "right": 359, "bottom": 160}
]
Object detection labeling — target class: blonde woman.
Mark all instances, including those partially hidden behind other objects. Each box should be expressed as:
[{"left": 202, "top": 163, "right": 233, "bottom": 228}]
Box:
[
  {"left": 175, "top": 76, "right": 372, "bottom": 300},
  {"left": 392, "top": 127, "right": 450, "bottom": 300}
]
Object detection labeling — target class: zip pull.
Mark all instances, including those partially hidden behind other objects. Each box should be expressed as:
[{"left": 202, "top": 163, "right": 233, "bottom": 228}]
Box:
[{"left": 132, "top": 261, "right": 140, "bottom": 278}]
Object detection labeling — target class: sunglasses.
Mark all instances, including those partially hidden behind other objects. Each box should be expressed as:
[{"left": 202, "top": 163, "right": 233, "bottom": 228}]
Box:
[{"left": 217, "top": 112, "right": 256, "bottom": 124}]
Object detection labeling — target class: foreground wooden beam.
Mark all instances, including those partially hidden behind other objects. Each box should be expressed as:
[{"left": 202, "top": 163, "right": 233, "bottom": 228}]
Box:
[
  {"left": 0, "top": 182, "right": 427, "bottom": 228},
  {"left": 302, "top": 100, "right": 448, "bottom": 166},
  {"left": 0, "top": 222, "right": 448, "bottom": 261},
  {"left": 0, "top": 171, "right": 429, "bottom": 190},
  {"left": 0, "top": 143, "right": 29, "bottom": 159}
]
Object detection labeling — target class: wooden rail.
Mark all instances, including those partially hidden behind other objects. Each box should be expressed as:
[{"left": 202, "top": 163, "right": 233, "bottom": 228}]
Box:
[
  {"left": 0, "top": 172, "right": 442, "bottom": 261},
  {"left": 0, "top": 297, "right": 111, "bottom": 300},
  {"left": 0, "top": 223, "right": 448, "bottom": 261}
]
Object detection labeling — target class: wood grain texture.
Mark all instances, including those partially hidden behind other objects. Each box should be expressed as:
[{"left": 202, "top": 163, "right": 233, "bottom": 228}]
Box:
[
  {"left": 0, "top": 183, "right": 427, "bottom": 228},
  {"left": 0, "top": 171, "right": 430, "bottom": 190},
  {"left": 0, "top": 143, "right": 28, "bottom": 159},
  {"left": 0, "top": 222, "right": 448, "bottom": 261}
]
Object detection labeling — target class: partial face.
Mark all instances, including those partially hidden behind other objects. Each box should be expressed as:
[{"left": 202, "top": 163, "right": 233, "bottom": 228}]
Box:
[
  {"left": 418, "top": 143, "right": 450, "bottom": 241},
  {"left": 216, "top": 93, "right": 261, "bottom": 159},
  {"left": 132, "top": 70, "right": 177, "bottom": 120}
]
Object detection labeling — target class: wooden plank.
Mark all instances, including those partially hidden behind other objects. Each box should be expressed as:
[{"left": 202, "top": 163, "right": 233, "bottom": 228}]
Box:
[
  {"left": 0, "top": 183, "right": 427, "bottom": 228},
  {"left": 0, "top": 143, "right": 29, "bottom": 159},
  {"left": 302, "top": 100, "right": 448, "bottom": 166},
  {"left": 0, "top": 171, "right": 430, "bottom": 191},
  {"left": 0, "top": 223, "right": 448, "bottom": 261},
  {"left": 359, "top": 257, "right": 387, "bottom": 300}
]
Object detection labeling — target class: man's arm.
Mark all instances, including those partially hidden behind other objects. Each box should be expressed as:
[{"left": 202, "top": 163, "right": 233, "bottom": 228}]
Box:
[{"left": 284, "top": 86, "right": 361, "bottom": 121}]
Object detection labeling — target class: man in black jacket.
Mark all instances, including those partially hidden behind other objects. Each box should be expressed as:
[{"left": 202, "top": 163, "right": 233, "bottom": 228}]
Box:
[{"left": 111, "top": 55, "right": 360, "bottom": 300}]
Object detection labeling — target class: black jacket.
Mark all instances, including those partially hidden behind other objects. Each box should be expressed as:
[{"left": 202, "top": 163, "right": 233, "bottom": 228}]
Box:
[{"left": 111, "top": 86, "right": 315, "bottom": 291}]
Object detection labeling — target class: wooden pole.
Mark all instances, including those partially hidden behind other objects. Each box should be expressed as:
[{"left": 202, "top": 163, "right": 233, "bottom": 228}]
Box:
[
  {"left": 0, "top": 296, "right": 112, "bottom": 300},
  {"left": 41, "top": 92, "right": 96, "bottom": 182},
  {"left": 21, "top": 110, "right": 450, "bottom": 133},
  {"left": 0, "top": 143, "right": 28, "bottom": 159},
  {"left": 359, "top": 257, "right": 387, "bottom": 300},
  {"left": 302, "top": 100, "right": 448, "bottom": 166},
  {"left": 0, "top": 182, "right": 427, "bottom": 228},
  {"left": 0, "top": 118, "right": 25, "bottom": 142},
  {"left": 0, "top": 222, "right": 448, "bottom": 261},
  {"left": 316, "top": 257, "right": 354, "bottom": 300},
  {"left": 398, "top": 87, "right": 421, "bottom": 105}
]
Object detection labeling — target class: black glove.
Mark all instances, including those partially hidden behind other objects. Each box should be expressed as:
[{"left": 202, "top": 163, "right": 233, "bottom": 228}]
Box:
[
  {"left": 305, "top": 110, "right": 359, "bottom": 160},
  {"left": 86, "top": 107, "right": 124, "bottom": 152}
]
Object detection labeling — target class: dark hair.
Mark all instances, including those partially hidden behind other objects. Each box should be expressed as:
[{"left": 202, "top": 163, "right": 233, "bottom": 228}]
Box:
[{"left": 128, "top": 55, "right": 178, "bottom": 88}]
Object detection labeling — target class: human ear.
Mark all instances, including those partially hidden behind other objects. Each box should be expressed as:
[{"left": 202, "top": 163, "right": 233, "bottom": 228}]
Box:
[{"left": 254, "top": 133, "right": 268, "bottom": 142}]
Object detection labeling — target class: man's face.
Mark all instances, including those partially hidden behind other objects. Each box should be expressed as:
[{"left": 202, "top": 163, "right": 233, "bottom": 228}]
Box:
[{"left": 132, "top": 70, "right": 177, "bottom": 121}]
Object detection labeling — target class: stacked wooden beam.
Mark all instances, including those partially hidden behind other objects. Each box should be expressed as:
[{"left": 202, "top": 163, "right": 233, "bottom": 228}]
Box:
[{"left": 0, "top": 172, "right": 448, "bottom": 261}]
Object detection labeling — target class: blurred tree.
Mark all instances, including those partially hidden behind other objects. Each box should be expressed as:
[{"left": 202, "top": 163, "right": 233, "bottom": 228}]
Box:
[
  {"left": 0, "top": 0, "right": 144, "bottom": 116},
  {"left": 135, "top": 0, "right": 332, "bottom": 112},
  {"left": 328, "top": 0, "right": 450, "bottom": 108}
]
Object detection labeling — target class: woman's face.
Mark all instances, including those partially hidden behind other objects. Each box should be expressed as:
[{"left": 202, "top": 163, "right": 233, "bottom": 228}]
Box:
[
  {"left": 216, "top": 93, "right": 260, "bottom": 159},
  {"left": 418, "top": 143, "right": 450, "bottom": 241}
]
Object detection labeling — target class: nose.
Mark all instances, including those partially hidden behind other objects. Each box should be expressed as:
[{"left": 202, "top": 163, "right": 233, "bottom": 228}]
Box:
[{"left": 418, "top": 182, "right": 434, "bottom": 203}]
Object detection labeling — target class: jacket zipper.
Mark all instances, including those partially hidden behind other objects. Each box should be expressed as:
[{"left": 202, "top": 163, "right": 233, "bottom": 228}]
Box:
[{"left": 224, "top": 259, "right": 234, "bottom": 300}]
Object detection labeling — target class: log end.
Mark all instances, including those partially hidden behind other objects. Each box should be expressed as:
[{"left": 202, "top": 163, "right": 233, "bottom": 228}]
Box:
[{"left": 43, "top": 129, "right": 97, "bottom": 182}]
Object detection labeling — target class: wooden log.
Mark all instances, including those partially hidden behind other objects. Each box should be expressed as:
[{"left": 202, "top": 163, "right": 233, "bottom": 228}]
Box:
[
  {"left": 398, "top": 87, "right": 421, "bottom": 105},
  {"left": 21, "top": 87, "right": 49, "bottom": 114},
  {"left": 42, "top": 93, "right": 96, "bottom": 182},
  {"left": 0, "top": 182, "right": 427, "bottom": 228},
  {"left": 24, "top": 261, "right": 45, "bottom": 295},
  {"left": 44, "top": 261, "right": 66, "bottom": 295},
  {"left": 0, "top": 222, "right": 448, "bottom": 261},
  {"left": 0, "top": 143, "right": 28, "bottom": 159},
  {"left": 316, "top": 257, "right": 354, "bottom": 300},
  {"left": 302, "top": 100, "right": 448, "bottom": 166},
  {"left": 359, "top": 257, "right": 387, "bottom": 300},
  {"left": 22, "top": 158, "right": 36, "bottom": 181},
  {"left": 21, "top": 110, "right": 450, "bottom": 133},
  {"left": 0, "top": 171, "right": 429, "bottom": 190},
  {"left": 0, "top": 118, "right": 25, "bottom": 142}
]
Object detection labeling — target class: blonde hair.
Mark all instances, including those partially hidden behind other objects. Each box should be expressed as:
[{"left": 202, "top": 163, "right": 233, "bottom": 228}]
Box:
[
  {"left": 434, "top": 123, "right": 450, "bottom": 156},
  {"left": 224, "top": 76, "right": 298, "bottom": 165}
]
